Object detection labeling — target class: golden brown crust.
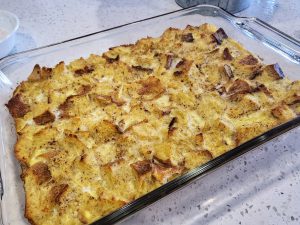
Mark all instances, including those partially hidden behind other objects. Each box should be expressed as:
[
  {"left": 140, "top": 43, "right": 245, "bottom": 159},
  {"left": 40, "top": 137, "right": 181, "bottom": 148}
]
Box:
[
  {"left": 103, "top": 53, "right": 120, "bottom": 63},
  {"left": 263, "top": 64, "right": 285, "bottom": 80},
  {"left": 271, "top": 104, "right": 296, "bottom": 121},
  {"left": 132, "top": 65, "right": 153, "bottom": 74},
  {"left": 6, "top": 94, "right": 30, "bottom": 118},
  {"left": 227, "top": 79, "right": 253, "bottom": 97},
  {"left": 173, "top": 58, "right": 193, "bottom": 76},
  {"left": 152, "top": 163, "right": 184, "bottom": 182},
  {"left": 50, "top": 184, "right": 69, "bottom": 204},
  {"left": 6, "top": 23, "right": 299, "bottom": 225},
  {"left": 212, "top": 28, "right": 228, "bottom": 45},
  {"left": 131, "top": 160, "right": 152, "bottom": 176},
  {"left": 78, "top": 85, "right": 92, "bottom": 95},
  {"left": 181, "top": 33, "right": 194, "bottom": 42},
  {"left": 30, "top": 162, "right": 52, "bottom": 185},
  {"left": 33, "top": 110, "right": 55, "bottom": 125},
  {"left": 28, "top": 64, "right": 53, "bottom": 82},
  {"left": 58, "top": 95, "right": 77, "bottom": 118},
  {"left": 74, "top": 65, "right": 94, "bottom": 76},
  {"left": 223, "top": 47, "right": 233, "bottom": 60},
  {"left": 165, "top": 54, "right": 174, "bottom": 69},
  {"left": 138, "top": 76, "right": 165, "bottom": 96},
  {"left": 255, "top": 83, "right": 272, "bottom": 97},
  {"left": 239, "top": 55, "right": 259, "bottom": 65},
  {"left": 222, "top": 64, "right": 234, "bottom": 79}
]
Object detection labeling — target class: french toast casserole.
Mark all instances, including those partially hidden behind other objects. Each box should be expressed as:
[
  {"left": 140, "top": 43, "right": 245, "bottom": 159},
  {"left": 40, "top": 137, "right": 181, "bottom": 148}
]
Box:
[{"left": 6, "top": 23, "right": 300, "bottom": 225}]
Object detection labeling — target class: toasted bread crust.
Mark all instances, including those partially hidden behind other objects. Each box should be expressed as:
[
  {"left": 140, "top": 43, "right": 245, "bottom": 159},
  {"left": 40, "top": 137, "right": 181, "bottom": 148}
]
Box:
[
  {"left": 131, "top": 160, "right": 152, "bottom": 176},
  {"left": 6, "top": 94, "right": 30, "bottom": 118},
  {"left": 33, "top": 111, "right": 55, "bottom": 125},
  {"left": 30, "top": 162, "right": 52, "bottom": 185}
]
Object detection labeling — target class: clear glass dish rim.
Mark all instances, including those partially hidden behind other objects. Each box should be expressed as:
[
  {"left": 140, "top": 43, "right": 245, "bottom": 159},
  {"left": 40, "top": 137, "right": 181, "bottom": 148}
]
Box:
[
  {"left": 1, "top": 4, "right": 300, "bottom": 66},
  {"left": 0, "top": 4, "right": 299, "bottom": 225}
]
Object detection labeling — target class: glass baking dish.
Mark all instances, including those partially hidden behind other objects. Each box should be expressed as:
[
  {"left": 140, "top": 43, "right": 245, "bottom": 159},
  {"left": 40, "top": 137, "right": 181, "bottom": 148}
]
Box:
[{"left": 0, "top": 5, "right": 300, "bottom": 225}]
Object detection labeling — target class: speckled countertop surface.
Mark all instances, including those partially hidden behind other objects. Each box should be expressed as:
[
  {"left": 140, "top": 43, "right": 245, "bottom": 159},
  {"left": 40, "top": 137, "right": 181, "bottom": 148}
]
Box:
[{"left": 1, "top": 0, "right": 300, "bottom": 224}]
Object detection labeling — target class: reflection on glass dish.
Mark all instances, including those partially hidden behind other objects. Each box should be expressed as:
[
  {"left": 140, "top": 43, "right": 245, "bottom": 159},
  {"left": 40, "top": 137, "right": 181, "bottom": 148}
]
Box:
[{"left": 0, "top": 28, "right": 8, "bottom": 41}]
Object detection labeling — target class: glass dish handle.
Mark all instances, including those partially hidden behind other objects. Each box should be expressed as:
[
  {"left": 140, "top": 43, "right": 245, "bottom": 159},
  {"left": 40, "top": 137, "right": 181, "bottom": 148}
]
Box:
[
  {"left": 0, "top": 70, "right": 10, "bottom": 225},
  {"left": 233, "top": 17, "right": 300, "bottom": 64}
]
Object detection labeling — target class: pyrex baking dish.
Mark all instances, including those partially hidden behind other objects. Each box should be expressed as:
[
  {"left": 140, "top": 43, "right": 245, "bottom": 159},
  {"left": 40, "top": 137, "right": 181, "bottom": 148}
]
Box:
[{"left": 0, "top": 5, "right": 300, "bottom": 225}]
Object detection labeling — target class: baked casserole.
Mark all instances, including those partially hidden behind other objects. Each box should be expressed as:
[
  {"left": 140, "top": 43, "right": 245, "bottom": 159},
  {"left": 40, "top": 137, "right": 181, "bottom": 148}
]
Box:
[{"left": 6, "top": 23, "right": 300, "bottom": 225}]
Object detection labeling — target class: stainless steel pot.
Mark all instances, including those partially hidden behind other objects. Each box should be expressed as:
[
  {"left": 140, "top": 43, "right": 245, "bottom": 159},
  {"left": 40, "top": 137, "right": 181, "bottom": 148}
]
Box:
[{"left": 175, "top": 0, "right": 252, "bottom": 13}]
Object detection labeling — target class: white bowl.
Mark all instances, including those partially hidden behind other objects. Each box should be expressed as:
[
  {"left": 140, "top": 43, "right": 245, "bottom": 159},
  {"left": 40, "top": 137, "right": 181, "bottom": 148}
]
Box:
[{"left": 0, "top": 10, "right": 19, "bottom": 59}]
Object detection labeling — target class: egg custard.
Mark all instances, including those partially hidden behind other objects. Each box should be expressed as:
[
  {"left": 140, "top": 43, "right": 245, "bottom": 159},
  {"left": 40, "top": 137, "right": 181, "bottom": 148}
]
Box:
[{"left": 6, "top": 24, "right": 300, "bottom": 225}]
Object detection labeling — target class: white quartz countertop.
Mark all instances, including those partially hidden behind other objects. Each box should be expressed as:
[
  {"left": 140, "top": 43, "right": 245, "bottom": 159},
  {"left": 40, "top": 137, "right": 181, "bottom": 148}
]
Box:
[{"left": 1, "top": 0, "right": 300, "bottom": 224}]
